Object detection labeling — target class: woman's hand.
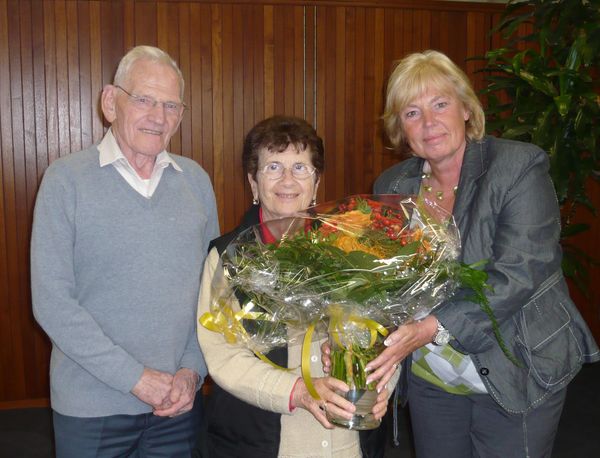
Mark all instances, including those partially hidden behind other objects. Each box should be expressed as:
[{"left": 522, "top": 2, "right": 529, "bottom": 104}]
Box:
[
  {"left": 322, "top": 338, "right": 402, "bottom": 393},
  {"left": 290, "top": 377, "right": 355, "bottom": 429},
  {"left": 365, "top": 315, "right": 438, "bottom": 386},
  {"left": 321, "top": 341, "right": 331, "bottom": 374},
  {"left": 372, "top": 386, "right": 391, "bottom": 420}
]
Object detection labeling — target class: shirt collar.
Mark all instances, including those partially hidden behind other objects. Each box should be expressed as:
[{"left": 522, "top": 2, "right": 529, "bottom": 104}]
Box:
[{"left": 98, "top": 128, "right": 183, "bottom": 172}]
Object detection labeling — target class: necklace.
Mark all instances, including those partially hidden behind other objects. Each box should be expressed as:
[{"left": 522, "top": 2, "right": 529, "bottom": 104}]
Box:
[{"left": 421, "top": 172, "right": 458, "bottom": 201}]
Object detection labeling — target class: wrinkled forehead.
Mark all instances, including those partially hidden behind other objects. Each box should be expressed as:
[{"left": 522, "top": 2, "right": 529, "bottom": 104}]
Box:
[
  {"left": 125, "top": 60, "right": 182, "bottom": 98},
  {"left": 259, "top": 144, "right": 311, "bottom": 162},
  {"left": 395, "top": 73, "right": 457, "bottom": 111}
]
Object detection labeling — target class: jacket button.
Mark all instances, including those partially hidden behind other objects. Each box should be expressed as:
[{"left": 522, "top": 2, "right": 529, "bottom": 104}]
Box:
[{"left": 479, "top": 367, "right": 489, "bottom": 376}]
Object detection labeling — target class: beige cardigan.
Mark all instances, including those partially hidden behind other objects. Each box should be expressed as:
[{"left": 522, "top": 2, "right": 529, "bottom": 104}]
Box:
[{"left": 198, "top": 247, "right": 370, "bottom": 457}]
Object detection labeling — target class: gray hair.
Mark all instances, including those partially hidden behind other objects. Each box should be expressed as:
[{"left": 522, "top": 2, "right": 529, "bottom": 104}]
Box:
[{"left": 113, "top": 45, "right": 185, "bottom": 100}]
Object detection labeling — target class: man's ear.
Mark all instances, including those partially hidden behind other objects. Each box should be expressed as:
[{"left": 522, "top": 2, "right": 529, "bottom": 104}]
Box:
[{"left": 101, "top": 85, "right": 117, "bottom": 123}]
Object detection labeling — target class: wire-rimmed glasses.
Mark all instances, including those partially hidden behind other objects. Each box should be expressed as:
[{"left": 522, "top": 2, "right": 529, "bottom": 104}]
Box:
[
  {"left": 115, "top": 85, "right": 186, "bottom": 116},
  {"left": 259, "top": 161, "right": 316, "bottom": 180}
]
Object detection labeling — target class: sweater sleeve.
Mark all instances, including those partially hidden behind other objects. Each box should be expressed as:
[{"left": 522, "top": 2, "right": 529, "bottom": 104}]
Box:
[
  {"left": 197, "top": 249, "right": 299, "bottom": 414},
  {"left": 179, "top": 171, "right": 220, "bottom": 381},
  {"left": 31, "top": 164, "right": 144, "bottom": 394}
]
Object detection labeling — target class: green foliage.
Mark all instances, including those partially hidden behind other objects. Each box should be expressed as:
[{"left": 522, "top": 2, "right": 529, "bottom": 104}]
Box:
[{"left": 478, "top": 0, "right": 600, "bottom": 291}]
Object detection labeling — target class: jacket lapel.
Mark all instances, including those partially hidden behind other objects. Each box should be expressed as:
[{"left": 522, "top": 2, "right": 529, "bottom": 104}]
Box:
[{"left": 453, "top": 139, "right": 487, "bottom": 241}]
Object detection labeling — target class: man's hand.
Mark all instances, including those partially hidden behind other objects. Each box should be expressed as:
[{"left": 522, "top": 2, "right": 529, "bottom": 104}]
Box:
[
  {"left": 131, "top": 367, "right": 174, "bottom": 408},
  {"left": 153, "top": 368, "right": 199, "bottom": 417}
]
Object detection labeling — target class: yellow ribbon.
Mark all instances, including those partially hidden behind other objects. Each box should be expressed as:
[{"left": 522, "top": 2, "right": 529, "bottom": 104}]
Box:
[
  {"left": 300, "top": 307, "right": 389, "bottom": 401},
  {"left": 201, "top": 300, "right": 389, "bottom": 397},
  {"left": 200, "top": 301, "right": 293, "bottom": 371}
]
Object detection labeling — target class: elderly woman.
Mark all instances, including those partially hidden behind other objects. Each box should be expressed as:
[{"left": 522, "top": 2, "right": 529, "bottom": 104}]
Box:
[
  {"left": 197, "top": 115, "right": 391, "bottom": 458},
  {"left": 355, "top": 51, "right": 600, "bottom": 457}
]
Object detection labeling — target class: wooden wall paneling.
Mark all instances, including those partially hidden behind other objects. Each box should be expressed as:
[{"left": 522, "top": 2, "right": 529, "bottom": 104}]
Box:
[
  {"left": 351, "top": 7, "right": 366, "bottom": 195},
  {"left": 77, "top": 1, "right": 94, "bottom": 152},
  {"left": 100, "top": 1, "right": 124, "bottom": 99},
  {"left": 188, "top": 3, "right": 205, "bottom": 168},
  {"left": 89, "top": 1, "right": 104, "bottom": 145},
  {"left": 304, "top": 6, "right": 316, "bottom": 127},
  {"left": 66, "top": 0, "right": 82, "bottom": 154},
  {"left": 233, "top": 3, "right": 251, "bottom": 222},
  {"left": 263, "top": 5, "right": 275, "bottom": 119},
  {"left": 318, "top": 6, "right": 340, "bottom": 201},
  {"left": 177, "top": 2, "right": 193, "bottom": 160},
  {"left": 198, "top": 3, "right": 214, "bottom": 192},
  {"left": 333, "top": 7, "right": 347, "bottom": 200},
  {"left": 123, "top": 0, "right": 135, "bottom": 51},
  {"left": 314, "top": 4, "right": 326, "bottom": 204},
  {"left": 281, "top": 5, "right": 296, "bottom": 116},
  {"left": 343, "top": 7, "right": 359, "bottom": 194},
  {"left": 32, "top": 3, "right": 48, "bottom": 183},
  {"left": 133, "top": 0, "right": 157, "bottom": 47},
  {"left": 221, "top": 3, "right": 236, "bottom": 231},
  {"left": 158, "top": 1, "right": 183, "bottom": 156},
  {"left": 18, "top": 0, "right": 40, "bottom": 398},
  {"left": 369, "top": 7, "right": 385, "bottom": 188},
  {"left": 210, "top": 3, "right": 225, "bottom": 230},
  {"left": 6, "top": 0, "right": 27, "bottom": 400},
  {"left": 271, "top": 7, "right": 284, "bottom": 115},
  {"left": 0, "top": 0, "right": 14, "bottom": 401},
  {"left": 241, "top": 3, "right": 257, "bottom": 177},
  {"left": 292, "top": 6, "right": 304, "bottom": 119},
  {"left": 30, "top": 0, "right": 52, "bottom": 397},
  {"left": 54, "top": 1, "right": 71, "bottom": 159}
]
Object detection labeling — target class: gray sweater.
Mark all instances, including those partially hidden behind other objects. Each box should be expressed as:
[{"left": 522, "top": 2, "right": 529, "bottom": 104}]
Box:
[{"left": 31, "top": 145, "right": 220, "bottom": 417}]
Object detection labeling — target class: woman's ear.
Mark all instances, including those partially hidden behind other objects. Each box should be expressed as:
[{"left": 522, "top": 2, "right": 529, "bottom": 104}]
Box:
[
  {"left": 247, "top": 173, "right": 259, "bottom": 201},
  {"left": 101, "top": 85, "right": 117, "bottom": 123}
]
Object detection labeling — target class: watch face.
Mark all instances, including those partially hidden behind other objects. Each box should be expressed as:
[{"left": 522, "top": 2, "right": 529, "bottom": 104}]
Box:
[{"left": 434, "top": 329, "right": 451, "bottom": 346}]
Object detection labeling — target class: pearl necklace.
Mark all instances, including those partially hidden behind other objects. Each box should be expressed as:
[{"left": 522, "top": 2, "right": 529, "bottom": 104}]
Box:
[{"left": 421, "top": 172, "right": 458, "bottom": 201}]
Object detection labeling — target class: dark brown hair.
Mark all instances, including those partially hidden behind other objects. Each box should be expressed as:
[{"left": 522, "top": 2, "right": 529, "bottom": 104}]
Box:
[{"left": 243, "top": 115, "right": 324, "bottom": 179}]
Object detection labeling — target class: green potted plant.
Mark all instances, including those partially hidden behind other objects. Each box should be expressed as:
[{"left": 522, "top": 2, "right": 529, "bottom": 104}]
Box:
[{"left": 478, "top": 0, "right": 600, "bottom": 292}]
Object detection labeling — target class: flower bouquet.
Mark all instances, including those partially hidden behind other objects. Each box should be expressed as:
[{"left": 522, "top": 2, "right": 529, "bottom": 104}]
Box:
[{"left": 200, "top": 195, "right": 492, "bottom": 429}]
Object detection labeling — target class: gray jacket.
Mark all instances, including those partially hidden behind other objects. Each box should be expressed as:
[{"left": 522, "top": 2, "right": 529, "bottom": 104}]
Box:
[{"left": 374, "top": 136, "right": 599, "bottom": 413}]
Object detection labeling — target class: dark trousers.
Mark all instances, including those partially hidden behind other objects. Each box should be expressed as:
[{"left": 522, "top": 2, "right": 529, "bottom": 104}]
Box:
[
  {"left": 408, "top": 373, "right": 567, "bottom": 458},
  {"left": 53, "top": 397, "right": 202, "bottom": 458}
]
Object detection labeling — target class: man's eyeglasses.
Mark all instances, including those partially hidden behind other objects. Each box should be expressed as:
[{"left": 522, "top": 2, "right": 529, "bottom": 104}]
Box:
[
  {"left": 115, "top": 85, "right": 186, "bottom": 116},
  {"left": 259, "top": 161, "right": 316, "bottom": 180}
]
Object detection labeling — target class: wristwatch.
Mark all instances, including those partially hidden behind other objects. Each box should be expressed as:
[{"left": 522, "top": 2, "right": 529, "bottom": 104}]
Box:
[{"left": 432, "top": 319, "right": 451, "bottom": 346}]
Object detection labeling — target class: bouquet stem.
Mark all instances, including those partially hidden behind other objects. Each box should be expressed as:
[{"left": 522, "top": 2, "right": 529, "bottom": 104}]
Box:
[{"left": 327, "top": 333, "right": 385, "bottom": 430}]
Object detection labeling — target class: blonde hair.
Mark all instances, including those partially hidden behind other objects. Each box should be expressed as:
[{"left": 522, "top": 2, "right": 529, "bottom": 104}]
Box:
[
  {"left": 382, "top": 50, "right": 485, "bottom": 150},
  {"left": 114, "top": 45, "right": 184, "bottom": 100}
]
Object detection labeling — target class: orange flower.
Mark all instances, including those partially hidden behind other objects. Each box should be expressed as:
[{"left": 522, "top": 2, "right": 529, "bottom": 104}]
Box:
[
  {"left": 326, "top": 210, "right": 372, "bottom": 234},
  {"left": 332, "top": 234, "right": 386, "bottom": 258}
]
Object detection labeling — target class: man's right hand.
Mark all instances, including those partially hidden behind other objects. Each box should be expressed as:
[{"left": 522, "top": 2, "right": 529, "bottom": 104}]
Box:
[{"left": 131, "top": 367, "right": 174, "bottom": 408}]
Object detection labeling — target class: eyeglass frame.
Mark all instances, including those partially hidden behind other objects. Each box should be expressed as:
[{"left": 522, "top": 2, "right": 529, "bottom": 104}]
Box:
[
  {"left": 258, "top": 161, "right": 317, "bottom": 180},
  {"left": 114, "top": 85, "right": 187, "bottom": 115}
]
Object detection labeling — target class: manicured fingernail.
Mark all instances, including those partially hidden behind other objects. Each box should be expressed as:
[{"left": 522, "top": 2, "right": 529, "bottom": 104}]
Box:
[
  {"left": 384, "top": 338, "right": 392, "bottom": 346},
  {"left": 364, "top": 366, "right": 372, "bottom": 373}
]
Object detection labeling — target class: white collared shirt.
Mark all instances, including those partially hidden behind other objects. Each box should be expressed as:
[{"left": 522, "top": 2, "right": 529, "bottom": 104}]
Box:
[{"left": 98, "top": 129, "right": 182, "bottom": 198}]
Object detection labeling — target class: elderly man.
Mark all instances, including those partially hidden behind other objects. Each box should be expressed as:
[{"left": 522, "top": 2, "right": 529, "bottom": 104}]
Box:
[{"left": 31, "top": 46, "right": 219, "bottom": 457}]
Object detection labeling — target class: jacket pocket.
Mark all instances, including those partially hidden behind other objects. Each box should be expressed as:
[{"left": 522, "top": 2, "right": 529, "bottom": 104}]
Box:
[{"left": 514, "top": 283, "right": 582, "bottom": 388}]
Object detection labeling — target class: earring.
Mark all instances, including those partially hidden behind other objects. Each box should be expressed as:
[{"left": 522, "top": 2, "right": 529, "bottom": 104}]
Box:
[
  {"left": 252, "top": 197, "right": 259, "bottom": 205},
  {"left": 310, "top": 198, "right": 316, "bottom": 207}
]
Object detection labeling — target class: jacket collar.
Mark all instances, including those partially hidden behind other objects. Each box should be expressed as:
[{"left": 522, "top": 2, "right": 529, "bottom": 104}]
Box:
[{"left": 453, "top": 139, "right": 487, "bottom": 228}]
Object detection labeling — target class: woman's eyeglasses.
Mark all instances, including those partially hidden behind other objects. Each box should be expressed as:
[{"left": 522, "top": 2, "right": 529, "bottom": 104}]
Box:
[
  {"left": 259, "top": 162, "right": 316, "bottom": 180},
  {"left": 115, "top": 85, "right": 186, "bottom": 116}
]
